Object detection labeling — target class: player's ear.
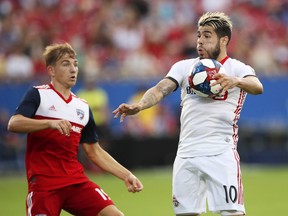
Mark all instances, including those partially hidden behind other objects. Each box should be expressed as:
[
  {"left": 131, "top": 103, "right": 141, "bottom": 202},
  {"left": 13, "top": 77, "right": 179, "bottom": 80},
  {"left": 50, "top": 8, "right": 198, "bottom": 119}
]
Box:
[
  {"left": 47, "top": 65, "right": 55, "bottom": 77},
  {"left": 220, "top": 36, "right": 229, "bottom": 47}
]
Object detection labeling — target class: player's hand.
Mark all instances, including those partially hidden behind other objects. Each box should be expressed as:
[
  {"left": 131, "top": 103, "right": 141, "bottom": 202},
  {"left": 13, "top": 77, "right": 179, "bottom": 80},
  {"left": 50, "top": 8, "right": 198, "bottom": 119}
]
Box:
[
  {"left": 112, "top": 103, "right": 141, "bottom": 122},
  {"left": 212, "top": 73, "right": 240, "bottom": 95},
  {"left": 50, "top": 119, "right": 72, "bottom": 136},
  {"left": 124, "top": 174, "right": 144, "bottom": 193}
]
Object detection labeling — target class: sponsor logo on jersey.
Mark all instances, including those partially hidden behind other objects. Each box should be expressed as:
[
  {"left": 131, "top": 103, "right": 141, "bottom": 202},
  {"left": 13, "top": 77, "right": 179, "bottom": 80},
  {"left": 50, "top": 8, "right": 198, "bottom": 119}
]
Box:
[
  {"left": 186, "top": 86, "right": 196, "bottom": 95},
  {"left": 186, "top": 85, "right": 228, "bottom": 100},
  {"left": 48, "top": 105, "right": 56, "bottom": 111},
  {"left": 76, "top": 109, "right": 84, "bottom": 120},
  {"left": 71, "top": 125, "right": 82, "bottom": 133}
]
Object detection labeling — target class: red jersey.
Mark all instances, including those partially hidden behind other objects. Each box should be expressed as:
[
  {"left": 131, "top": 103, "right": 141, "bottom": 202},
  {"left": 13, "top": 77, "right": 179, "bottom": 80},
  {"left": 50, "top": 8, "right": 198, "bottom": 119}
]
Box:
[{"left": 14, "top": 84, "right": 99, "bottom": 191}]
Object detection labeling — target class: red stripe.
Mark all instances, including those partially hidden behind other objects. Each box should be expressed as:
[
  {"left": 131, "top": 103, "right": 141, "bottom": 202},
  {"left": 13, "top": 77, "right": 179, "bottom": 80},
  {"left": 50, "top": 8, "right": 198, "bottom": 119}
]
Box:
[
  {"left": 220, "top": 56, "right": 229, "bottom": 64},
  {"left": 232, "top": 89, "right": 246, "bottom": 148},
  {"left": 233, "top": 149, "right": 244, "bottom": 204}
]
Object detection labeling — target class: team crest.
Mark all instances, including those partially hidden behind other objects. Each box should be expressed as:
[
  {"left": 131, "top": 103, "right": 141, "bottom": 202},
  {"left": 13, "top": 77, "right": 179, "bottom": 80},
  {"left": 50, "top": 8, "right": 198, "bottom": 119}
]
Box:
[
  {"left": 173, "top": 195, "right": 179, "bottom": 207},
  {"left": 76, "top": 109, "right": 84, "bottom": 120}
]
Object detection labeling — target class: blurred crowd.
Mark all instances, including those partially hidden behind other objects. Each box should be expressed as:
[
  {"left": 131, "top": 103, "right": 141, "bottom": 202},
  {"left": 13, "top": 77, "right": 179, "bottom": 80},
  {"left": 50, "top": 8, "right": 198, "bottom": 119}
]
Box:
[{"left": 0, "top": 0, "right": 287, "bottom": 84}]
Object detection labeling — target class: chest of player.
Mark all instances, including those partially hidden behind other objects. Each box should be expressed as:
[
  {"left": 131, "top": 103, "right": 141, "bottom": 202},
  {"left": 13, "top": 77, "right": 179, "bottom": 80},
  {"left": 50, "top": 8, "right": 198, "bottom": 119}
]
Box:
[{"left": 35, "top": 89, "right": 89, "bottom": 127}]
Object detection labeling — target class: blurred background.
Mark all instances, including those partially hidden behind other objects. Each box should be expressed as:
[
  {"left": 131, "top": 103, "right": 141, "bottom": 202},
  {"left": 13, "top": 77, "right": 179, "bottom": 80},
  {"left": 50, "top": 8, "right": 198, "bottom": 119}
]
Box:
[{"left": 0, "top": 0, "right": 288, "bottom": 173}]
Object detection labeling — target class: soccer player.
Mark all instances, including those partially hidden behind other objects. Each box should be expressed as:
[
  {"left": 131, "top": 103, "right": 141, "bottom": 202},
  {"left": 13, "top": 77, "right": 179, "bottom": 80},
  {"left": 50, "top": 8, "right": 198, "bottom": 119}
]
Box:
[
  {"left": 113, "top": 12, "right": 263, "bottom": 216},
  {"left": 7, "top": 42, "right": 143, "bottom": 216}
]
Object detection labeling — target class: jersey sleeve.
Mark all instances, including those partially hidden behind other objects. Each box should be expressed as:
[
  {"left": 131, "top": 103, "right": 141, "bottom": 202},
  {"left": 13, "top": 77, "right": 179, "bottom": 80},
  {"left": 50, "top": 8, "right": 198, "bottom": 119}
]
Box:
[
  {"left": 80, "top": 108, "right": 99, "bottom": 144},
  {"left": 14, "top": 87, "right": 40, "bottom": 118},
  {"left": 233, "top": 59, "right": 257, "bottom": 78},
  {"left": 165, "top": 60, "right": 185, "bottom": 87},
  {"left": 166, "top": 59, "right": 198, "bottom": 91}
]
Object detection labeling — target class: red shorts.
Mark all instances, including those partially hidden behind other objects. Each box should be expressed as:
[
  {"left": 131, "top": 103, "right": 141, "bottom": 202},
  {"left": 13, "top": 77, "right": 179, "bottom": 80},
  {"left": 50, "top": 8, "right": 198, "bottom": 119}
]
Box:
[{"left": 26, "top": 181, "right": 114, "bottom": 216}]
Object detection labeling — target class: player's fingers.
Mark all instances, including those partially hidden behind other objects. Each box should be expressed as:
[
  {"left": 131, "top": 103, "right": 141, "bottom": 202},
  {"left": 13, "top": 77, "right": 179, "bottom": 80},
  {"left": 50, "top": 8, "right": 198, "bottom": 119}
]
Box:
[
  {"left": 61, "top": 120, "right": 72, "bottom": 136},
  {"left": 128, "top": 186, "right": 141, "bottom": 193},
  {"left": 128, "top": 185, "right": 134, "bottom": 192},
  {"left": 63, "top": 126, "right": 70, "bottom": 136},
  {"left": 113, "top": 104, "right": 128, "bottom": 117},
  {"left": 120, "top": 113, "right": 127, "bottom": 123},
  {"left": 112, "top": 107, "right": 120, "bottom": 115},
  {"left": 57, "top": 124, "right": 65, "bottom": 135},
  {"left": 113, "top": 112, "right": 120, "bottom": 119}
]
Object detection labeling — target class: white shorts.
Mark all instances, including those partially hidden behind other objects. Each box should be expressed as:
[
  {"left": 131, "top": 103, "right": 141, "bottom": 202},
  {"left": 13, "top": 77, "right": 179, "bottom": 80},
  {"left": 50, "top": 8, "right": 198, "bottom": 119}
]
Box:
[{"left": 172, "top": 148, "right": 245, "bottom": 215}]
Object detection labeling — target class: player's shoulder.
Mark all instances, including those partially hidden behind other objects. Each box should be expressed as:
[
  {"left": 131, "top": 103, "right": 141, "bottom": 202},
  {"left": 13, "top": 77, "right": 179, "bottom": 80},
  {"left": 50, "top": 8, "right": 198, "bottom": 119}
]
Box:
[
  {"left": 225, "top": 57, "right": 253, "bottom": 69},
  {"left": 225, "top": 57, "right": 255, "bottom": 76},
  {"left": 33, "top": 84, "right": 51, "bottom": 90},
  {"left": 72, "top": 92, "right": 88, "bottom": 104},
  {"left": 170, "top": 57, "right": 199, "bottom": 74},
  {"left": 173, "top": 57, "right": 199, "bottom": 67}
]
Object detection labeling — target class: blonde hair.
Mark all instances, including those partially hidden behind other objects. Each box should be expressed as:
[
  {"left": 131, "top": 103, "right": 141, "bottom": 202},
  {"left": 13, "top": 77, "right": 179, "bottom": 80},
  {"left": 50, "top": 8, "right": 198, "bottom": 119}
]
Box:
[
  {"left": 43, "top": 42, "right": 77, "bottom": 66},
  {"left": 198, "top": 12, "right": 233, "bottom": 44}
]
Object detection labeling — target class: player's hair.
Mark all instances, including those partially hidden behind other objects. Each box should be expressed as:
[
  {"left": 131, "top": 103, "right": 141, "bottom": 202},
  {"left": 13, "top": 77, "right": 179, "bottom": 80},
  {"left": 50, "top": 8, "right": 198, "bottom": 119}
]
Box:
[
  {"left": 43, "top": 42, "right": 77, "bottom": 66},
  {"left": 198, "top": 12, "right": 232, "bottom": 45}
]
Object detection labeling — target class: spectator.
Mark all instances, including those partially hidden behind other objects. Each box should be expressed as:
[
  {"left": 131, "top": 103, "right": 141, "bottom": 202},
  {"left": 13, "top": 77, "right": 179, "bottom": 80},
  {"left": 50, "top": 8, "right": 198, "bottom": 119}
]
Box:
[
  {"left": 0, "top": 0, "right": 287, "bottom": 81},
  {"left": 77, "top": 78, "right": 111, "bottom": 145},
  {"left": 5, "top": 43, "right": 33, "bottom": 82}
]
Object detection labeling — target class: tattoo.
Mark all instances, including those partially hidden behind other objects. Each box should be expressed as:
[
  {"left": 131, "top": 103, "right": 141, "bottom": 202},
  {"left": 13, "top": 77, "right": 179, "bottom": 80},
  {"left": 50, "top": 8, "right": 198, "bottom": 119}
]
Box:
[
  {"left": 156, "top": 79, "right": 175, "bottom": 97},
  {"left": 140, "top": 91, "right": 158, "bottom": 109},
  {"left": 140, "top": 79, "right": 176, "bottom": 110}
]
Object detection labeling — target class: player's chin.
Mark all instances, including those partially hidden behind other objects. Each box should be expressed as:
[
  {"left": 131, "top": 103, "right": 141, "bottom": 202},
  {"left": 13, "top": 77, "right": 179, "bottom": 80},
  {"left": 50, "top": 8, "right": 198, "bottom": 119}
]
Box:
[
  {"left": 68, "top": 80, "right": 77, "bottom": 86},
  {"left": 198, "top": 54, "right": 206, "bottom": 59}
]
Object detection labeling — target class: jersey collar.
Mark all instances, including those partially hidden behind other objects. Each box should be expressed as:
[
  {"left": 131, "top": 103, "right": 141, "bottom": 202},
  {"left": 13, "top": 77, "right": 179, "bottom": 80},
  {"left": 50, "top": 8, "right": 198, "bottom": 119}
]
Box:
[
  {"left": 48, "top": 83, "right": 73, "bottom": 103},
  {"left": 220, "top": 56, "right": 229, "bottom": 65}
]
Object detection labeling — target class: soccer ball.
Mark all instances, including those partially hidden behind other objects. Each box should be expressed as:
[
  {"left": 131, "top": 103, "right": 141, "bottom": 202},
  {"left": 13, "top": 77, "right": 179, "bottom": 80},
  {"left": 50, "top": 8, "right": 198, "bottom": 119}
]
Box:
[{"left": 188, "top": 59, "right": 225, "bottom": 97}]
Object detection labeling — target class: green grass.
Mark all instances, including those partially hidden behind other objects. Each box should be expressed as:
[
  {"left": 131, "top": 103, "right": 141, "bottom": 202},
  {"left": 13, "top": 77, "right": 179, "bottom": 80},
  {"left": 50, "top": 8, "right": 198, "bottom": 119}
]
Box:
[{"left": 1, "top": 165, "right": 288, "bottom": 216}]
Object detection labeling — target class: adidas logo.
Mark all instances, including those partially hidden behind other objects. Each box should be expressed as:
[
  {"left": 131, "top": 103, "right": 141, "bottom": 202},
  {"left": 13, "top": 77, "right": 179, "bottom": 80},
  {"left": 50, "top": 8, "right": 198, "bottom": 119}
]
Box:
[{"left": 48, "top": 105, "right": 56, "bottom": 111}]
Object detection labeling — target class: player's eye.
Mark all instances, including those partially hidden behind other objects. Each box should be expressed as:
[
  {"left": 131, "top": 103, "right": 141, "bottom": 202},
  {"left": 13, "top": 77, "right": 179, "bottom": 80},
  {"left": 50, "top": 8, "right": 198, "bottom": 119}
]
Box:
[{"left": 203, "top": 34, "right": 211, "bottom": 39}]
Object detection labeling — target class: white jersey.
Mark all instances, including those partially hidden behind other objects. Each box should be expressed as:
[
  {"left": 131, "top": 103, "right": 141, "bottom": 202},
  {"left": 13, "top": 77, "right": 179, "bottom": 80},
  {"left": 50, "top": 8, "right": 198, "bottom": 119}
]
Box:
[{"left": 166, "top": 57, "right": 256, "bottom": 157}]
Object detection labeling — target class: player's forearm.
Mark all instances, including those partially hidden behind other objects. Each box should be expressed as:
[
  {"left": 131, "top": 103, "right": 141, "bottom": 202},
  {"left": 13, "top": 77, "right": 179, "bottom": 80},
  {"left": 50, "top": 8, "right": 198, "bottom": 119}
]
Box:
[
  {"left": 138, "top": 87, "right": 164, "bottom": 110},
  {"left": 138, "top": 79, "right": 175, "bottom": 111},
  {"left": 237, "top": 76, "right": 263, "bottom": 95},
  {"left": 99, "top": 156, "right": 132, "bottom": 181},
  {"left": 7, "top": 114, "right": 50, "bottom": 133},
  {"left": 86, "top": 144, "right": 132, "bottom": 180}
]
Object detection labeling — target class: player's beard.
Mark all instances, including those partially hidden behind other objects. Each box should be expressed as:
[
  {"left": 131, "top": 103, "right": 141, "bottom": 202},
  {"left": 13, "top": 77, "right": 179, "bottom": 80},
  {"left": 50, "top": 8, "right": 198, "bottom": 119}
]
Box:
[{"left": 207, "top": 40, "right": 221, "bottom": 60}]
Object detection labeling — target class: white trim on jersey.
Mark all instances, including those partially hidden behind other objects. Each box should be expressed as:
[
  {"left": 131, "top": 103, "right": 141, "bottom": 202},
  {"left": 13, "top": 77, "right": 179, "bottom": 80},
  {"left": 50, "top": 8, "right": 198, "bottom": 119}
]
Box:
[{"left": 27, "top": 192, "right": 33, "bottom": 216}]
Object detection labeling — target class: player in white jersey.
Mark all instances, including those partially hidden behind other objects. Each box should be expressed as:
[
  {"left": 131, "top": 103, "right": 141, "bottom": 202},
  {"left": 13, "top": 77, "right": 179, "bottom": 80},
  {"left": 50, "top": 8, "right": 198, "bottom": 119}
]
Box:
[{"left": 113, "top": 12, "right": 263, "bottom": 216}]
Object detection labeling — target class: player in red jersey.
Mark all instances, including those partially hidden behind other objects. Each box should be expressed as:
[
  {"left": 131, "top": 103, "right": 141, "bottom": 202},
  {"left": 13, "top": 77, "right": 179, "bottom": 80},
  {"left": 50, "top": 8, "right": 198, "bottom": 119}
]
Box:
[{"left": 7, "top": 42, "right": 143, "bottom": 216}]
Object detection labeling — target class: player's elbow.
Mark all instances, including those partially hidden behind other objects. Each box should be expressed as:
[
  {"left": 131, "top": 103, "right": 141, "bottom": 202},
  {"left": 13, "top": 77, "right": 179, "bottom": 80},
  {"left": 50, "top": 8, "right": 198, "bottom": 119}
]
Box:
[
  {"left": 7, "top": 115, "right": 24, "bottom": 133},
  {"left": 7, "top": 117, "right": 17, "bottom": 132},
  {"left": 82, "top": 142, "right": 101, "bottom": 162},
  {"left": 251, "top": 83, "right": 264, "bottom": 95}
]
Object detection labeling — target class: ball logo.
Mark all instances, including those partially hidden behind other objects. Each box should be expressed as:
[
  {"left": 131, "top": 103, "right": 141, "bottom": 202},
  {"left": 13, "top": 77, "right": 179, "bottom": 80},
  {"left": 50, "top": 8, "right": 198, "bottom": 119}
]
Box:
[{"left": 188, "top": 59, "right": 225, "bottom": 97}]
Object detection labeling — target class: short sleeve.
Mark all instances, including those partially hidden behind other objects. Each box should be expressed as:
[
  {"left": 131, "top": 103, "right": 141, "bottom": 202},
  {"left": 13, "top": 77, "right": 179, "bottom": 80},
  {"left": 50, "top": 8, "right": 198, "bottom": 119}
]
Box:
[
  {"left": 14, "top": 87, "right": 40, "bottom": 118},
  {"left": 80, "top": 108, "right": 99, "bottom": 144}
]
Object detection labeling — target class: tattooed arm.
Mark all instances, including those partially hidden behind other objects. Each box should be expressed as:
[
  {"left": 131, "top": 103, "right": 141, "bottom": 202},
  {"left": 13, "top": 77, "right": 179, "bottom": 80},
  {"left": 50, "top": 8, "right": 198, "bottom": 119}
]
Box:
[{"left": 113, "top": 78, "right": 177, "bottom": 122}]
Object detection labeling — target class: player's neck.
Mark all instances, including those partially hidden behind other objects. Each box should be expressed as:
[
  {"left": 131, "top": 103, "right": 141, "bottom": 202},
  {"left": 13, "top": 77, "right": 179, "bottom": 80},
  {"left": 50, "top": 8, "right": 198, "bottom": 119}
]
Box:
[
  {"left": 50, "top": 82, "right": 71, "bottom": 100},
  {"left": 216, "top": 51, "right": 228, "bottom": 63}
]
